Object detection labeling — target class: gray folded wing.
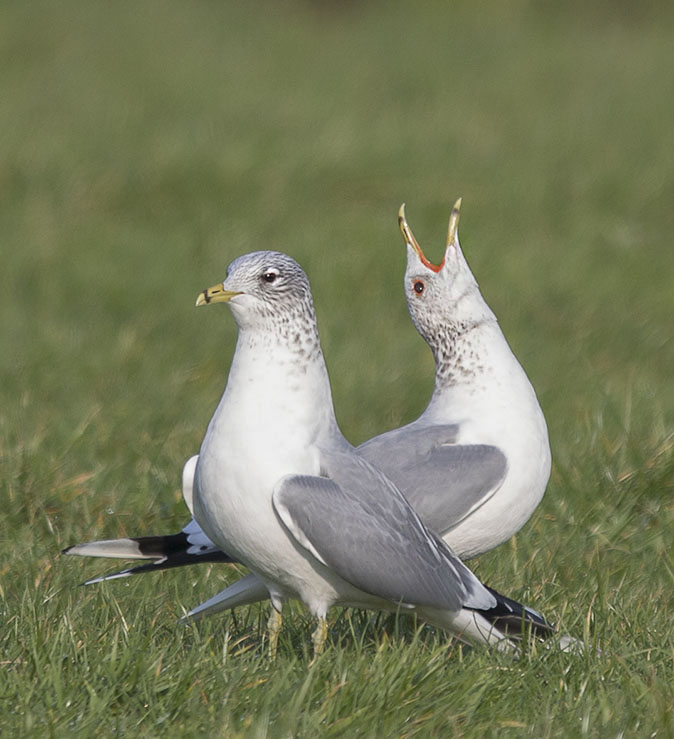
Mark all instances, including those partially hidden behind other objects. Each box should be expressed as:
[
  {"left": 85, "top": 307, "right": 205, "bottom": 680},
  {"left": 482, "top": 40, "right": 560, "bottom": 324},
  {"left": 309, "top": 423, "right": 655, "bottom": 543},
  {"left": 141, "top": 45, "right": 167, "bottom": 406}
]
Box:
[
  {"left": 358, "top": 423, "right": 507, "bottom": 537},
  {"left": 272, "top": 449, "right": 490, "bottom": 613}
]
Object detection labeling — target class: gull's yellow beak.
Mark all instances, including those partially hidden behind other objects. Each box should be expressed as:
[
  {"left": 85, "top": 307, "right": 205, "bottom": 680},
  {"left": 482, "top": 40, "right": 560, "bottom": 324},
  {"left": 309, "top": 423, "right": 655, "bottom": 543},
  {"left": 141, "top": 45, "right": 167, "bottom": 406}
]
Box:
[
  {"left": 446, "top": 197, "right": 462, "bottom": 249},
  {"left": 195, "top": 284, "right": 243, "bottom": 307},
  {"left": 398, "top": 203, "right": 443, "bottom": 274},
  {"left": 398, "top": 203, "right": 423, "bottom": 258}
]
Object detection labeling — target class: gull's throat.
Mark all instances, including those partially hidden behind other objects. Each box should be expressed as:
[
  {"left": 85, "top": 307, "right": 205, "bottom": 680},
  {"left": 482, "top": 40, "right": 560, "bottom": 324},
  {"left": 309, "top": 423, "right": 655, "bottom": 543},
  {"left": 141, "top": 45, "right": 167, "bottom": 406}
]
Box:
[{"left": 430, "top": 319, "right": 495, "bottom": 391}]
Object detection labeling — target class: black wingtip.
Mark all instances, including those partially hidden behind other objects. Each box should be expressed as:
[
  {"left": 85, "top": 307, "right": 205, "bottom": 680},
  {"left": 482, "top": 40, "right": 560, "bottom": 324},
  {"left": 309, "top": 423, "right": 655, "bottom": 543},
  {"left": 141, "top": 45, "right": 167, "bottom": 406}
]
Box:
[
  {"left": 473, "top": 585, "right": 556, "bottom": 640},
  {"left": 61, "top": 531, "right": 238, "bottom": 586}
]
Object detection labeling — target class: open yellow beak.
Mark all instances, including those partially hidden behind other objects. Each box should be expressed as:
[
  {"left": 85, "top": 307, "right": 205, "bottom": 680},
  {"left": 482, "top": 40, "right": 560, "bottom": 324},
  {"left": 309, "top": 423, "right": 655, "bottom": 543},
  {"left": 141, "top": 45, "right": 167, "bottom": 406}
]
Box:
[
  {"left": 195, "top": 284, "right": 243, "bottom": 307},
  {"left": 397, "top": 199, "right": 463, "bottom": 273}
]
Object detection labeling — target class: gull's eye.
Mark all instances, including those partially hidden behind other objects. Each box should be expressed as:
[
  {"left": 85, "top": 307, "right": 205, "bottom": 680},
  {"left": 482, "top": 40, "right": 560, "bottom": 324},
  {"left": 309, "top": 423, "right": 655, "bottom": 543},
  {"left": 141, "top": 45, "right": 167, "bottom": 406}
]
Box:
[
  {"left": 262, "top": 271, "right": 278, "bottom": 284},
  {"left": 413, "top": 280, "right": 425, "bottom": 295}
]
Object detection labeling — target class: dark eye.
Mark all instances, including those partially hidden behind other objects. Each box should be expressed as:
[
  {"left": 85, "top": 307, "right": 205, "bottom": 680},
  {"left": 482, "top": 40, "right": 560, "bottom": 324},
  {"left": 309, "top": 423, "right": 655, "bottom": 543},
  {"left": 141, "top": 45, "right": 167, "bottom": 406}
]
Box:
[
  {"left": 413, "top": 280, "right": 425, "bottom": 295},
  {"left": 262, "top": 271, "right": 278, "bottom": 283}
]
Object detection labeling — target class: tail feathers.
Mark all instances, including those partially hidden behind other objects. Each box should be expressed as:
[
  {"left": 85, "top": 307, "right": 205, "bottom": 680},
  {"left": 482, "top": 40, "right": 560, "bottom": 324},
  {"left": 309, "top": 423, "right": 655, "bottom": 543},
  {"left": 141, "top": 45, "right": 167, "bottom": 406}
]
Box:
[
  {"left": 179, "top": 573, "right": 270, "bottom": 624},
  {"left": 470, "top": 585, "right": 556, "bottom": 641},
  {"left": 62, "top": 531, "right": 236, "bottom": 585}
]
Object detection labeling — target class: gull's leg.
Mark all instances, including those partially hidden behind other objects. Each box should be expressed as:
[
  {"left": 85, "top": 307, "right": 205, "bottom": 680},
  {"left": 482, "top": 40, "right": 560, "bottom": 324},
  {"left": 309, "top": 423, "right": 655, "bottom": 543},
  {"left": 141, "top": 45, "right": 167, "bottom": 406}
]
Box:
[
  {"left": 309, "top": 617, "right": 329, "bottom": 664},
  {"left": 266, "top": 607, "right": 283, "bottom": 659}
]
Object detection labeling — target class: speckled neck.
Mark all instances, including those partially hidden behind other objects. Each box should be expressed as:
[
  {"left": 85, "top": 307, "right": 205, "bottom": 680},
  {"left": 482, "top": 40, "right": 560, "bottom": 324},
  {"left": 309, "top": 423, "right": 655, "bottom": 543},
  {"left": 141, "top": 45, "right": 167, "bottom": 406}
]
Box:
[
  {"left": 234, "top": 292, "right": 322, "bottom": 365},
  {"left": 429, "top": 318, "right": 496, "bottom": 392},
  {"left": 272, "top": 298, "right": 322, "bottom": 364}
]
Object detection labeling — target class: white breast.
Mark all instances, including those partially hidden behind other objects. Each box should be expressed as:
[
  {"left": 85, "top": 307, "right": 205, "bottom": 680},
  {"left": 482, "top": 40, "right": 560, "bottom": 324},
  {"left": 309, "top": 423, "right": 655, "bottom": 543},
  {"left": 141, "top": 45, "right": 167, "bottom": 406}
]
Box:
[
  {"left": 191, "top": 333, "right": 346, "bottom": 606},
  {"left": 426, "top": 326, "right": 551, "bottom": 557}
]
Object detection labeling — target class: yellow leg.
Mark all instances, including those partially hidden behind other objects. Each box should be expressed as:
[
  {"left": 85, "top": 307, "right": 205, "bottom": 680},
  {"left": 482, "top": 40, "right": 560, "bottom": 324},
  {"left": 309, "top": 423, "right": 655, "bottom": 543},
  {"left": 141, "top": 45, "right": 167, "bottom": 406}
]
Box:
[
  {"left": 267, "top": 608, "right": 283, "bottom": 659},
  {"left": 309, "top": 617, "right": 329, "bottom": 664}
]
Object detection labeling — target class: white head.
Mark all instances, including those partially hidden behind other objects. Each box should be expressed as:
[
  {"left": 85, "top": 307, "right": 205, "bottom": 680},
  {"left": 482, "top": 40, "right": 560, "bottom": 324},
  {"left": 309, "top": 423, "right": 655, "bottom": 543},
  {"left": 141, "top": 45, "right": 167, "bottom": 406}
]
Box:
[
  {"left": 399, "top": 199, "right": 497, "bottom": 347},
  {"left": 398, "top": 200, "right": 498, "bottom": 387},
  {"left": 196, "top": 251, "right": 319, "bottom": 342}
]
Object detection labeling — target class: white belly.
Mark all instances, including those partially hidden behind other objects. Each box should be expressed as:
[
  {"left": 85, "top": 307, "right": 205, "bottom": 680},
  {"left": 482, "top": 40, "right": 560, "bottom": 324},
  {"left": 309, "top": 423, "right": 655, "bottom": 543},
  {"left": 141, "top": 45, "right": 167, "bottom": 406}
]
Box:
[
  {"left": 192, "top": 399, "right": 358, "bottom": 612},
  {"left": 445, "top": 423, "right": 551, "bottom": 557},
  {"left": 430, "top": 376, "right": 551, "bottom": 558}
]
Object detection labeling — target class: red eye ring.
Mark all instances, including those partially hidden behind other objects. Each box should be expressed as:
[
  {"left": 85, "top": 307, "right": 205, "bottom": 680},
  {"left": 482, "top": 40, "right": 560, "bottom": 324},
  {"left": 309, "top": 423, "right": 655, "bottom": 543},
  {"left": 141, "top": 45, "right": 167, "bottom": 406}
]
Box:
[{"left": 413, "top": 280, "right": 425, "bottom": 295}]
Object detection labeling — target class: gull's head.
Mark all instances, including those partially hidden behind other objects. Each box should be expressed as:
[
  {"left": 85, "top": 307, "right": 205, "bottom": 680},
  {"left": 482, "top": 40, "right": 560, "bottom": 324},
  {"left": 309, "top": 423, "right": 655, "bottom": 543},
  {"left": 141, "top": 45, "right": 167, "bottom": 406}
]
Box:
[
  {"left": 196, "top": 251, "right": 316, "bottom": 333},
  {"left": 398, "top": 199, "right": 495, "bottom": 345}
]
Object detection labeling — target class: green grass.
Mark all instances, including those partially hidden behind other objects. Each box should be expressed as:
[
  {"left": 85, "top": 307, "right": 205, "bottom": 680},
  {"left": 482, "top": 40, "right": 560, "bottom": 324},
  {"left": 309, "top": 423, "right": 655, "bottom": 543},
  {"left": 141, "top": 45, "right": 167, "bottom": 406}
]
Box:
[{"left": 2, "top": 0, "right": 674, "bottom": 736}]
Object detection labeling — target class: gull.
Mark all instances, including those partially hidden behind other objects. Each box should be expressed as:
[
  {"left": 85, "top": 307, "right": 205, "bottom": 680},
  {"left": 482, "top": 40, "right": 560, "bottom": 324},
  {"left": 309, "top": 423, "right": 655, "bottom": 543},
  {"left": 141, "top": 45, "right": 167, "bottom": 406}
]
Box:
[
  {"left": 185, "top": 250, "right": 551, "bottom": 654},
  {"left": 359, "top": 199, "right": 551, "bottom": 558},
  {"left": 64, "top": 200, "right": 549, "bottom": 587}
]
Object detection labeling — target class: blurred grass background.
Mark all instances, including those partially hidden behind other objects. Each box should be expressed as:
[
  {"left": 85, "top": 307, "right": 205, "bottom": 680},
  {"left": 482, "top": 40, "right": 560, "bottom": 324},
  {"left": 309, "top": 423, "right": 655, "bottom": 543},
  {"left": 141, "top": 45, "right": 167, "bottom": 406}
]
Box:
[{"left": 1, "top": 1, "right": 673, "bottom": 736}]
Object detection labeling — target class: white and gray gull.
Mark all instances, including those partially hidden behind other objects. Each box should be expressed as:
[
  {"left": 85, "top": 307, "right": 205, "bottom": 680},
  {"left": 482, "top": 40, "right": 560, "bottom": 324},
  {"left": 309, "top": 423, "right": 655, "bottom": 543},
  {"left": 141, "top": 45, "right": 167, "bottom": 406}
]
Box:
[
  {"left": 188, "top": 249, "right": 550, "bottom": 654},
  {"left": 358, "top": 199, "right": 551, "bottom": 558},
  {"left": 63, "top": 200, "right": 550, "bottom": 585}
]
